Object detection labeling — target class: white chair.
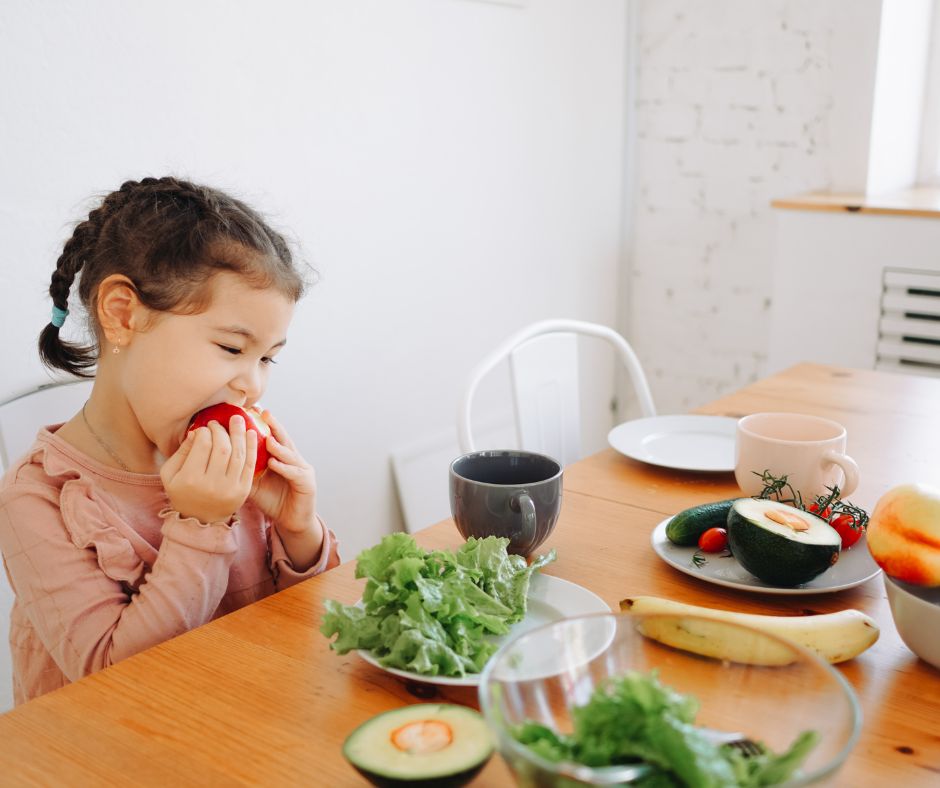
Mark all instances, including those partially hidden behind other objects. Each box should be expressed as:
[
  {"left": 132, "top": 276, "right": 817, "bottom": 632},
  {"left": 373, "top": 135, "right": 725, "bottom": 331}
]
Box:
[
  {"left": 391, "top": 417, "right": 518, "bottom": 535},
  {"left": 0, "top": 378, "right": 93, "bottom": 712},
  {"left": 457, "top": 319, "right": 656, "bottom": 468},
  {"left": 0, "top": 380, "right": 94, "bottom": 474}
]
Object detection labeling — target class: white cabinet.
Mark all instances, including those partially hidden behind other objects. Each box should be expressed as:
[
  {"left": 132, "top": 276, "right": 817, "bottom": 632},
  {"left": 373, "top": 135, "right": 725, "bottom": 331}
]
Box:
[{"left": 769, "top": 209, "right": 940, "bottom": 377}]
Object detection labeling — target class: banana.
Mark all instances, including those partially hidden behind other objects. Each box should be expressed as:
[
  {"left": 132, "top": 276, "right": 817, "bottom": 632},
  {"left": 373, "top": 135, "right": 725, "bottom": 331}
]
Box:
[{"left": 620, "top": 595, "right": 879, "bottom": 666}]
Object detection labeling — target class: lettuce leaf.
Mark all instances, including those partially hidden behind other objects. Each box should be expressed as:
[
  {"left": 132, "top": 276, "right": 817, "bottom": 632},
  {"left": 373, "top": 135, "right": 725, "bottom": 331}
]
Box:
[
  {"left": 515, "top": 671, "right": 818, "bottom": 787},
  {"left": 321, "top": 534, "right": 556, "bottom": 677}
]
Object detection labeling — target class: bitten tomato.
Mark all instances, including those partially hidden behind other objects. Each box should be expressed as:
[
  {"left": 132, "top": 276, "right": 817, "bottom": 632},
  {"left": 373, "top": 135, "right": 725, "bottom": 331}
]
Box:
[
  {"left": 187, "top": 403, "right": 271, "bottom": 478},
  {"left": 698, "top": 527, "right": 728, "bottom": 553},
  {"left": 830, "top": 513, "right": 863, "bottom": 548}
]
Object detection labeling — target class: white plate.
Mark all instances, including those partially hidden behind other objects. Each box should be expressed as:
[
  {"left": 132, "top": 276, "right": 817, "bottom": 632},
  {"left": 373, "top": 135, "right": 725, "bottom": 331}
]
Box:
[
  {"left": 608, "top": 415, "right": 738, "bottom": 472},
  {"left": 650, "top": 516, "right": 882, "bottom": 595},
  {"left": 356, "top": 573, "right": 610, "bottom": 686}
]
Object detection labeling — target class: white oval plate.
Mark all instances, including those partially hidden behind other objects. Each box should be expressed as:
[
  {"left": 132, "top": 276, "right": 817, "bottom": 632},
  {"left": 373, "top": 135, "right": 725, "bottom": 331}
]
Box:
[
  {"left": 650, "top": 516, "right": 882, "bottom": 595},
  {"left": 608, "top": 415, "right": 738, "bottom": 472},
  {"left": 356, "top": 573, "right": 610, "bottom": 686}
]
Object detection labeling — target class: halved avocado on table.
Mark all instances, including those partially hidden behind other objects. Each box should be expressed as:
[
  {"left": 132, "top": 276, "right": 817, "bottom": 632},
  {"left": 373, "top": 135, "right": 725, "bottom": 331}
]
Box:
[
  {"left": 727, "top": 498, "right": 841, "bottom": 586},
  {"left": 343, "top": 704, "right": 494, "bottom": 788}
]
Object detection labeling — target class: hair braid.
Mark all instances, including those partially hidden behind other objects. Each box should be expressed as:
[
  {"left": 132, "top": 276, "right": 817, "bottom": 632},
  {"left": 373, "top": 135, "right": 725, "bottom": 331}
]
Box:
[
  {"left": 39, "top": 180, "right": 142, "bottom": 376},
  {"left": 39, "top": 176, "right": 308, "bottom": 378}
]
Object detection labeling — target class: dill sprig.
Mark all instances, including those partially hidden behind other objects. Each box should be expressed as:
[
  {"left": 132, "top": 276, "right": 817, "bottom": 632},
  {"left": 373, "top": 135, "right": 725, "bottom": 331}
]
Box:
[
  {"left": 691, "top": 549, "right": 732, "bottom": 570},
  {"left": 755, "top": 472, "right": 869, "bottom": 532},
  {"left": 753, "top": 469, "right": 804, "bottom": 508}
]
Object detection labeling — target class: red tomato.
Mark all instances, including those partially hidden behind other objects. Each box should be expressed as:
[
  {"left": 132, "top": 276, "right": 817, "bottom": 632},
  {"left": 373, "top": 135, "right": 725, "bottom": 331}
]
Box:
[
  {"left": 830, "top": 513, "right": 863, "bottom": 548},
  {"left": 809, "top": 502, "right": 832, "bottom": 519},
  {"left": 188, "top": 403, "right": 271, "bottom": 478},
  {"left": 698, "top": 527, "right": 728, "bottom": 553}
]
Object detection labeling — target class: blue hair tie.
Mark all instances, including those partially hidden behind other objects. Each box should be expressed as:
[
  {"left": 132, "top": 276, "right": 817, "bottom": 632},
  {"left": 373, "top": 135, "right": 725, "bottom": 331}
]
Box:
[{"left": 51, "top": 306, "right": 69, "bottom": 328}]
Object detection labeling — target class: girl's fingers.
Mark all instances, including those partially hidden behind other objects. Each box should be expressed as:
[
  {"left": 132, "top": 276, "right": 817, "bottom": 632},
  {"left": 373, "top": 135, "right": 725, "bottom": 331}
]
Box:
[
  {"left": 205, "top": 420, "right": 233, "bottom": 477},
  {"left": 161, "top": 430, "right": 196, "bottom": 480},
  {"left": 240, "top": 429, "right": 258, "bottom": 487},
  {"left": 266, "top": 457, "right": 317, "bottom": 494},
  {"left": 227, "top": 415, "right": 248, "bottom": 477},
  {"left": 182, "top": 425, "right": 213, "bottom": 475},
  {"left": 266, "top": 457, "right": 304, "bottom": 480},
  {"left": 264, "top": 432, "right": 297, "bottom": 463},
  {"left": 261, "top": 410, "right": 296, "bottom": 451}
]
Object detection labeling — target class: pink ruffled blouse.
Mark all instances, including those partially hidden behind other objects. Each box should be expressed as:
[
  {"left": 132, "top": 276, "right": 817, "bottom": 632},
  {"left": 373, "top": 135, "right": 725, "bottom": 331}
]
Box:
[{"left": 0, "top": 425, "right": 340, "bottom": 705}]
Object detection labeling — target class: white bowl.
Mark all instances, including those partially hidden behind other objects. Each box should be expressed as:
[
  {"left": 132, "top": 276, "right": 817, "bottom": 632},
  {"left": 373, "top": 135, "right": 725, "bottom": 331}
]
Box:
[{"left": 884, "top": 575, "right": 940, "bottom": 670}]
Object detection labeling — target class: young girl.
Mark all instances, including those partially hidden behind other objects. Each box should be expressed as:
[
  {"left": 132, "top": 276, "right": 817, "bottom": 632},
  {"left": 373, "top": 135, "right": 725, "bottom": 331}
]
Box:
[{"left": 0, "top": 176, "right": 340, "bottom": 705}]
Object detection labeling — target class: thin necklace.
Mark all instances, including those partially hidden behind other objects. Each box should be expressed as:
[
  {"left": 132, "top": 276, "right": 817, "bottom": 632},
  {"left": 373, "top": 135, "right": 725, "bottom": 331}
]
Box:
[{"left": 81, "top": 402, "right": 131, "bottom": 472}]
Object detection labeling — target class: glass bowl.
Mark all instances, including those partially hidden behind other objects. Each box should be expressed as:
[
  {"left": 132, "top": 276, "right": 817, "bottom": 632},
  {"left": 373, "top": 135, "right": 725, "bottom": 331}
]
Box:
[{"left": 478, "top": 612, "right": 860, "bottom": 786}]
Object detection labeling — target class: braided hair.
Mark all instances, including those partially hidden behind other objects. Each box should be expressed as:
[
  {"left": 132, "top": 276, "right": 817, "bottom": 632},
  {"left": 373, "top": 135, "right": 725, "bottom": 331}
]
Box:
[{"left": 39, "top": 177, "right": 307, "bottom": 377}]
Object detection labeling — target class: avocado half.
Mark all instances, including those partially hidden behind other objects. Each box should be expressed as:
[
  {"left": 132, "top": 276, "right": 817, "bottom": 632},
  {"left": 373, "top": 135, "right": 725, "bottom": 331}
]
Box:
[
  {"left": 728, "top": 498, "right": 841, "bottom": 586},
  {"left": 343, "top": 704, "right": 494, "bottom": 788}
]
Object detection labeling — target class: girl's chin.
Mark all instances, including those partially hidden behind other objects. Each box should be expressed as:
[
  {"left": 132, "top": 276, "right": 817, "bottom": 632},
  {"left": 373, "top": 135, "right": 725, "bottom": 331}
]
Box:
[{"left": 158, "top": 434, "right": 186, "bottom": 462}]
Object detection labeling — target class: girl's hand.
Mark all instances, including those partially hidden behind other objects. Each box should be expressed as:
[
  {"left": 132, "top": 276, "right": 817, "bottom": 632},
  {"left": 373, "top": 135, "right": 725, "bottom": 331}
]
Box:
[
  {"left": 249, "top": 411, "right": 318, "bottom": 536},
  {"left": 160, "top": 416, "right": 257, "bottom": 524}
]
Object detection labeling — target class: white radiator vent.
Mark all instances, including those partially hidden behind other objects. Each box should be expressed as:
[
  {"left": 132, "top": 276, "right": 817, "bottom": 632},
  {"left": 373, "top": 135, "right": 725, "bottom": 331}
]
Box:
[{"left": 877, "top": 268, "right": 940, "bottom": 377}]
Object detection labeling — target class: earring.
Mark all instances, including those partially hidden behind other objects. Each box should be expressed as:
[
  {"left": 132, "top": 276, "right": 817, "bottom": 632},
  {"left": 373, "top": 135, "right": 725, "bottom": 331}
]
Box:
[{"left": 112, "top": 342, "right": 121, "bottom": 355}]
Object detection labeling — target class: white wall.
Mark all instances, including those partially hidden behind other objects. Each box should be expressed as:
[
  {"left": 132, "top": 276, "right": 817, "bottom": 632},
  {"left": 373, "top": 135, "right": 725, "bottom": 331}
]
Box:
[
  {"left": 0, "top": 0, "right": 629, "bottom": 557},
  {"left": 623, "top": 0, "right": 886, "bottom": 415}
]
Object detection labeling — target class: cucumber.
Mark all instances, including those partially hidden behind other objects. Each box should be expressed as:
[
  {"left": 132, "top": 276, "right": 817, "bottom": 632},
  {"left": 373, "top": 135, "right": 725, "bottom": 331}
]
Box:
[{"left": 665, "top": 499, "right": 738, "bottom": 546}]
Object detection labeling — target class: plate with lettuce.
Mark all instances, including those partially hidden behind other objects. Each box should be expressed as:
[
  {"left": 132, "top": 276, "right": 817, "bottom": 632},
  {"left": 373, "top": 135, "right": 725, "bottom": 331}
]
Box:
[{"left": 320, "top": 533, "right": 609, "bottom": 687}]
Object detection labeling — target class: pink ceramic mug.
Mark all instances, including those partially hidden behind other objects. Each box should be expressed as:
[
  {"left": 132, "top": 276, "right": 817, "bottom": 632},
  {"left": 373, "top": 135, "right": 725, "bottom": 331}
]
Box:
[{"left": 734, "top": 413, "right": 859, "bottom": 503}]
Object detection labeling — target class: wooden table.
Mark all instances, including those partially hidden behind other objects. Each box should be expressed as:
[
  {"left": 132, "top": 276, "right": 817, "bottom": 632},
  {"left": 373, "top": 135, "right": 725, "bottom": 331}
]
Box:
[{"left": 0, "top": 363, "right": 937, "bottom": 786}]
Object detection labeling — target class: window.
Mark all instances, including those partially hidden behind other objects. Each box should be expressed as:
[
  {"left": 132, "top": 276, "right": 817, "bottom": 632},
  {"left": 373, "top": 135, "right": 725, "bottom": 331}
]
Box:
[{"left": 918, "top": 0, "right": 940, "bottom": 184}]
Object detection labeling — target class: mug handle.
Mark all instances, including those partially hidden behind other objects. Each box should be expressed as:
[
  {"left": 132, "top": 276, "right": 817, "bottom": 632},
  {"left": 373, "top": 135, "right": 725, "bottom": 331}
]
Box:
[
  {"left": 823, "top": 450, "right": 859, "bottom": 497},
  {"left": 510, "top": 491, "right": 537, "bottom": 547}
]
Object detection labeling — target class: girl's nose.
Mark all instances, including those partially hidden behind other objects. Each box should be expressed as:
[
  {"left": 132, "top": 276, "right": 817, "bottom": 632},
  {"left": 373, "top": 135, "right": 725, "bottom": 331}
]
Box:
[{"left": 232, "top": 365, "right": 264, "bottom": 403}]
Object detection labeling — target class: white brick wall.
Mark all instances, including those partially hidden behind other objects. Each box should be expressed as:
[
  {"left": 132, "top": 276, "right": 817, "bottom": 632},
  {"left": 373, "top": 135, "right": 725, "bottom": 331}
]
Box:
[{"left": 626, "top": 0, "right": 873, "bottom": 413}]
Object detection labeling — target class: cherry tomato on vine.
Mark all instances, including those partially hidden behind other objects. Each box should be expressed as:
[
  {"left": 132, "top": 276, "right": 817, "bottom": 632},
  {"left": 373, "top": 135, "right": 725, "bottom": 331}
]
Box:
[
  {"left": 698, "top": 527, "right": 728, "bottom": 553},
  {"left": 830, "top": 513, "right": 863, "bottom": 548},
  {"left": 809, "top": 502, "right": 832, "bottom": 519}
]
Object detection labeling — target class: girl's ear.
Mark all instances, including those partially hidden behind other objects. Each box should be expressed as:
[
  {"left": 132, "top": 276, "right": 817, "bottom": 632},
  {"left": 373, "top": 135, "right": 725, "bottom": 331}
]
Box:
[{"left": 97, "top": 274, "right": 145, "bottom": 347}]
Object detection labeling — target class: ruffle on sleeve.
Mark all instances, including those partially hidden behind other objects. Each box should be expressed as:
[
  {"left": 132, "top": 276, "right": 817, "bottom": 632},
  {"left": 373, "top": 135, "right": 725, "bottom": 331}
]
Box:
[
  {"left": 268, "top": 515, "right": 340, "bottom": 589},
  {"left": 159, "top": 508, "right": 240, "bottom": 554},
  {"left": 58, "top": 479, "right": 159, "bottom": 589},
  {"left": 28, "top": 440, "right": 161, "bottom": 591}
]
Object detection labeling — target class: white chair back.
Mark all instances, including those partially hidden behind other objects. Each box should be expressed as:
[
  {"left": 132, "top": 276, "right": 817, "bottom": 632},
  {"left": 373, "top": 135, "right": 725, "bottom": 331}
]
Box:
[
  {"left": 0, "top": 378, "right": 93, "bottom": 712},
  {"left": 0, "top": 380, "right": 94, "bottom": 474},
  {"left": 458, "top": 319, "right": 655, "bottom": 467}
]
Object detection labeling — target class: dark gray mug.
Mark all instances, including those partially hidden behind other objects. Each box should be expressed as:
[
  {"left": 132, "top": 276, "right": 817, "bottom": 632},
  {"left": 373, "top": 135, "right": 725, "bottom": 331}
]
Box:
[{"left": 449, "top": 450, "right": 563, "bottom": 556}]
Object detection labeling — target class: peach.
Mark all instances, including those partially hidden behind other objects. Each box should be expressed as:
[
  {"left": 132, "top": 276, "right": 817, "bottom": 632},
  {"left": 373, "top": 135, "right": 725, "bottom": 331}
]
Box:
[{"left": 867, "top": 484, "right": 940, "bottom": 586}]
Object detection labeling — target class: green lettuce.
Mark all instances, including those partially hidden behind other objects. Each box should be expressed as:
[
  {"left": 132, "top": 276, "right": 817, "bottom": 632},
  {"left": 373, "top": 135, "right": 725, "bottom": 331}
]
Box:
[
  {"left": 514, "top": 671, "right": 819, "bottom": 787},
  {"left": 321, "top": 533, "right": 556, "bottom": 677}
]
